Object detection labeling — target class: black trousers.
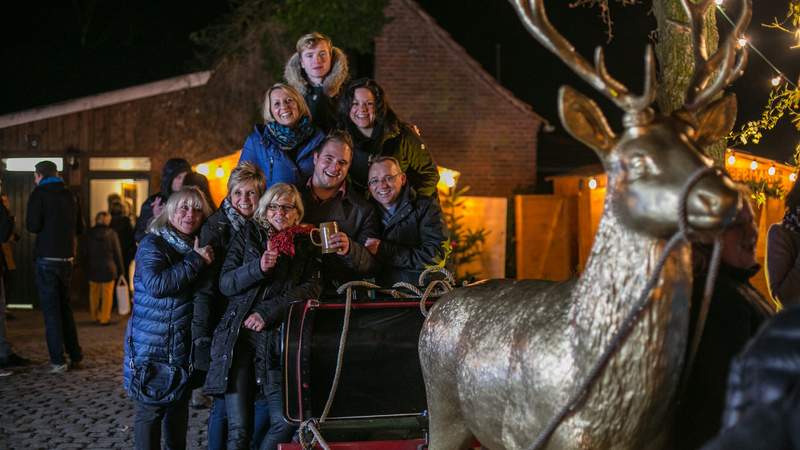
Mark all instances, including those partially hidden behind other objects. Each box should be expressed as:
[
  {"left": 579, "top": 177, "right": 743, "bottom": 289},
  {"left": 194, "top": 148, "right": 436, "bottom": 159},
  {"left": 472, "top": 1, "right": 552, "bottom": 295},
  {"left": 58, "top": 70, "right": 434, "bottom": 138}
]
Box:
[{"left": 133, "top": 389, "right": 191, "bottom": 450}]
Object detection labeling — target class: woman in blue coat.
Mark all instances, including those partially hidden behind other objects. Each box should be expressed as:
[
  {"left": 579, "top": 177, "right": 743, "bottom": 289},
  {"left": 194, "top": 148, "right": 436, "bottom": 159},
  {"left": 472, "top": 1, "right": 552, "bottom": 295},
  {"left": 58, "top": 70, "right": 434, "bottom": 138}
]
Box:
[
  {"left": 239, "top": 83, "right": 325, "bottom": 189},
  {"left": 123, "top": 186, "right": 214, "bottom": 450}
]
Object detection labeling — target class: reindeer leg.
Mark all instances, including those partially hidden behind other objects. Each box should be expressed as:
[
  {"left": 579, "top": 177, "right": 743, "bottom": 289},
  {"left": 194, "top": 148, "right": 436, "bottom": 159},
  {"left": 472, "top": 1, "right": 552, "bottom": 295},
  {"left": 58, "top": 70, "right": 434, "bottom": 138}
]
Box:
[{"left": 424, "top": 382, "right": 475, "bottom": 450}]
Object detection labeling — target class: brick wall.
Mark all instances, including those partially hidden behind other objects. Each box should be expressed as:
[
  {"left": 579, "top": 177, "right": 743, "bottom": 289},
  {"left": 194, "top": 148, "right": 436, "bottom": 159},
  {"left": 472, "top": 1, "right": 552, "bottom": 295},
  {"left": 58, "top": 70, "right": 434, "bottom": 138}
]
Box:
[{"left": 375, "top": 0, "right": 541, "bottom": 197}]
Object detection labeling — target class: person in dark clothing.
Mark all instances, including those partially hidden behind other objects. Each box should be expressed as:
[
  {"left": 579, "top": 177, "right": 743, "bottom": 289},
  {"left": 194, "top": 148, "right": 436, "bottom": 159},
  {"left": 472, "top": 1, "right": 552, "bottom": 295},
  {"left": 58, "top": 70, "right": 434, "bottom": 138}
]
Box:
[
  {"left": 364, "top": 156, "right": 445, "bottom": 286},
  {"left": 700, "top": 306, "right": 800, "bottom": 450},
  {"left": 134, "top": 158, "right": 191, "bottom": 243},
  {"left": 238, "top": 83, "right": 325, "bottom": 190},
  {"left": 766, "top": 178, "right": 800, "bottom": 306},
  {"left": 299, "top": 131, "right": 379, "bottom": 294},
  {"left": 192, "top": 162, "right": 268, "bottom": 450},
  {"left": 338, "top": 78, "right": 439, "bottom": 197},
  {"left": 673, "top": 199, "right": 778, "bottom": 449},
  {"left": 109, "top": 198, "right": 135, "bottom": 283},
  {"left": 26, "top": 160, "right": 85, "bottom": 373},
  {"left": 284, "top": 32, "right": 349, "bottom": 133},
  {"left": 183, "top": 172, "right": 217, "bottom": 211},
  {"left": 0, "top": 190, "right": 30, "bottom": 375},
  {"left": 82, "top": 211, "right": 124, "bottom": 325},
  {"left": 123, "top": 187, "right": 214, "bottom": 450},
  {"left": 204, "top": 183, "right": 320, "bottom": 450}
]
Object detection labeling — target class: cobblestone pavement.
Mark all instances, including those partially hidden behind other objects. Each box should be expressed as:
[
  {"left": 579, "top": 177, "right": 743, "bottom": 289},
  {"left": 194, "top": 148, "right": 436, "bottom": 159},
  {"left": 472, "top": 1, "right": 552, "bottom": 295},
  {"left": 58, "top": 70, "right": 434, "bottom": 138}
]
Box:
[{"left": 0, "top": 309, "right": 210, "bottom": 449}]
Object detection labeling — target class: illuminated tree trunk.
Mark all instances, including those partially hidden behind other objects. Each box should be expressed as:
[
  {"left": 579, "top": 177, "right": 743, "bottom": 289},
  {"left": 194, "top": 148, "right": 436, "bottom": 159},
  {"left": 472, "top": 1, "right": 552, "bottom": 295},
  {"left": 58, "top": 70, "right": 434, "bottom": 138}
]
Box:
[{"left": 653, "top": 0, "right": 727, "bottom": 164}]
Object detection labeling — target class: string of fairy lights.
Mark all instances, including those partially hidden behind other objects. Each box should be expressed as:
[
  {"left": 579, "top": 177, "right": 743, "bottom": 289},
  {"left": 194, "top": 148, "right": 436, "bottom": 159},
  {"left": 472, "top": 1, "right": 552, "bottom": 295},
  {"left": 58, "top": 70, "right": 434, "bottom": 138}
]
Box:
[{"left": 715, "top": 0, "right": 799, "bottom": 89}]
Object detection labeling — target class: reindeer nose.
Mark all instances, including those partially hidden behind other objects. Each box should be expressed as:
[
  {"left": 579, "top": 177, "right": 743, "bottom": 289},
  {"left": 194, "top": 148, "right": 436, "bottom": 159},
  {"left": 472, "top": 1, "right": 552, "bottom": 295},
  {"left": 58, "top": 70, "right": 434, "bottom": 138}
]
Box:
[{"left": 695, "top": 190, "right": 718, "bottom": 212}]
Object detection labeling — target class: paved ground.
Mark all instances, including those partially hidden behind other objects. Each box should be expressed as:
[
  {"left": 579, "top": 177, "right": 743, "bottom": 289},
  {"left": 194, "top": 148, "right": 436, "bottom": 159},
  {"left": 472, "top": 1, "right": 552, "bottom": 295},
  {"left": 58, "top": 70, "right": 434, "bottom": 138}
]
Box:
[{"left": 0, "top": 309, "right": 210, "bottom": 449}]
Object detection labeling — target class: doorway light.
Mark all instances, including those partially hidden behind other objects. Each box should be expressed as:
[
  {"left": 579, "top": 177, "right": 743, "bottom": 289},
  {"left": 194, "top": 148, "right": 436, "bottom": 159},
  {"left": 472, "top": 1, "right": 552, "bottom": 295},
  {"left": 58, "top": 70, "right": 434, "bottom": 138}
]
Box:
[{"left": 2, "top": 158, "right": 63, "bottom": 172}]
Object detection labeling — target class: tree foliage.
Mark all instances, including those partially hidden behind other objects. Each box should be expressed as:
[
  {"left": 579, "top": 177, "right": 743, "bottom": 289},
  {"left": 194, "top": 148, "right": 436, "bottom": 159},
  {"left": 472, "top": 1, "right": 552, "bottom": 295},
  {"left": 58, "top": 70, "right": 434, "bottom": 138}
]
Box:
[
  {"left": 730, "top": 1, "right": 800, "bottom": 165},
  {"left": 190, "top": 0, "right": 389, "bottom": 75}
]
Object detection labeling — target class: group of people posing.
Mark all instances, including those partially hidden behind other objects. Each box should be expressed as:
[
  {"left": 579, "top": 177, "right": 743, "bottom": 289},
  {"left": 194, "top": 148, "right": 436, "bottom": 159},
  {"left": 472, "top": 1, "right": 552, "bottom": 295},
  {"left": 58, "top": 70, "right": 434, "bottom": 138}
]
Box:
[{"left": 122, "top": 32, "right": 446, "bottom": 449}]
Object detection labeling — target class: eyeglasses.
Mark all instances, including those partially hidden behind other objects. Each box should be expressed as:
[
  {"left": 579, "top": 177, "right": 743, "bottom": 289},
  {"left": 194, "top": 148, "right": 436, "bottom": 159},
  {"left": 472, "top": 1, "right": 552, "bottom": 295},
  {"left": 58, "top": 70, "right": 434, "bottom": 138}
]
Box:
[
  {"left": 267, "top": 203, "right": 297, "bottom": 213},
  {"left": 367, "top": 173, "right": 401, "bottom": 187}
]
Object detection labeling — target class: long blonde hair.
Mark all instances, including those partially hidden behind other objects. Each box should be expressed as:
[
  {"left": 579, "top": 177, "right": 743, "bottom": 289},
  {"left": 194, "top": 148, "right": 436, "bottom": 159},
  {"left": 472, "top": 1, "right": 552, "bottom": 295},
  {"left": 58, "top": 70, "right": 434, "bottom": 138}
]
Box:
[{"left": 147, "top": 186, "right": 212, "bottom": 235}]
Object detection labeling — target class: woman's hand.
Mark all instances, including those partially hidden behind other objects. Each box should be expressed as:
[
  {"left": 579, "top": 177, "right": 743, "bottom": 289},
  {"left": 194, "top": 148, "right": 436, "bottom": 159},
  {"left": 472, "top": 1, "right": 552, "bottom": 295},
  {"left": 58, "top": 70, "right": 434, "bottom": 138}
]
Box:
[
  {"left": 243, "top": 312, "right": 265, "bottom": 332},
  {"left": 260, "top": 241, "right": 279, "bottom": 273},
  {"left": 194, "top": 237, "right": 214, "bottom": 265},
  {"left": 364, "top": 238, "right": 380, "bottom": 256}
]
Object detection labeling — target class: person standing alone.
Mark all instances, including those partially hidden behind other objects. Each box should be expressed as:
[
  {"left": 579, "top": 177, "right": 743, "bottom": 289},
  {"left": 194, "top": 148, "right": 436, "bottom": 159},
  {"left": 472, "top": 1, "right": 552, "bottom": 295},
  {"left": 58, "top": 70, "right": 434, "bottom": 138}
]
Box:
[{"left": 26, "top": 160, "right": 85, "bottom": 373}]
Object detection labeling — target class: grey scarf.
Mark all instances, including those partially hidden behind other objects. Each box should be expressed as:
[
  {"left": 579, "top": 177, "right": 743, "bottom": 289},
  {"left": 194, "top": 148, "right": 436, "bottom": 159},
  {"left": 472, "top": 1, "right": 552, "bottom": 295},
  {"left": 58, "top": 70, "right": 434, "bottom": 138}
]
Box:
[
  {"left": 221, "top": 198, "right": 247, "bottom": 232},
  {"left": 152, "top": 226, "right": 193, "bottom": 255}
]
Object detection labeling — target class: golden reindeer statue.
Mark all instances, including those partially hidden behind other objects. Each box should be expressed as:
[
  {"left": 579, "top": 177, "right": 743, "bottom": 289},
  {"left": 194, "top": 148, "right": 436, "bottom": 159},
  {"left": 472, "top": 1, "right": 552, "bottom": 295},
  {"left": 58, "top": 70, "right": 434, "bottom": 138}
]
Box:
[{"left": 419, "top": 0, "right": 751, "bottom": 449}]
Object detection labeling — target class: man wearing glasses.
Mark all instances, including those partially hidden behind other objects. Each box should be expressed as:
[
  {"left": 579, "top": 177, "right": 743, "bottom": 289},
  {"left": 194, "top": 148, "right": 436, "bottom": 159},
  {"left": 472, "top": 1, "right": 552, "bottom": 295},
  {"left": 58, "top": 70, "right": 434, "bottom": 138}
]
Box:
[
  {"left": 364, "top": 156, "right": 445, "bottom": 286},
  {"left": 301, "top": 130, "right": 379, "bottom": 294}
]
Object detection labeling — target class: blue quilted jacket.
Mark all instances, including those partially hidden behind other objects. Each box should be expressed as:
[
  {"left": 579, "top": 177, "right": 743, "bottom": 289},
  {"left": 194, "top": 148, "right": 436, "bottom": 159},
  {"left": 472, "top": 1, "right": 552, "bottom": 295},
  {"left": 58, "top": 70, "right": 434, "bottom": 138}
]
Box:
[
  {"left": 122, "top": 233, "right": 206, "bottom": 392},
  {"left": 238, "top": 124, "right": 325, "bottom": 189}
]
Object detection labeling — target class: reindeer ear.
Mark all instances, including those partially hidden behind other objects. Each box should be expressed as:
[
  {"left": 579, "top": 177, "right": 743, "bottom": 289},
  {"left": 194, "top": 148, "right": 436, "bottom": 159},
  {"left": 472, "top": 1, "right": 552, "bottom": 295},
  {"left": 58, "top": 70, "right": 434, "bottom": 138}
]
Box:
[
  {"left": 558, "top": 86, "right": 616, "bottom": 156},
  {"left": 694, "top": 93, "right": 737, "bottom": 148}
]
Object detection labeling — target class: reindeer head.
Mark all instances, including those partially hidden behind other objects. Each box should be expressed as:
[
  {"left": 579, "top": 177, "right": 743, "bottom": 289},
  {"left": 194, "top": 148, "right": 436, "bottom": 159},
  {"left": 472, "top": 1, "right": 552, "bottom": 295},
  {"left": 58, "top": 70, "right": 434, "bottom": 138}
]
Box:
[{"left": 513, "top": 0, "right": 750, "bottom": 238}]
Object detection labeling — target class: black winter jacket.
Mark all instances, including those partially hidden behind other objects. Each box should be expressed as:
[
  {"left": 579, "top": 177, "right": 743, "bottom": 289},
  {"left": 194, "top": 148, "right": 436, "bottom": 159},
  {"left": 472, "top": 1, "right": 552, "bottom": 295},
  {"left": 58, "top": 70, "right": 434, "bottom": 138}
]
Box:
[
  {"left": 203, "top": 221, "right": 320, "bottom": 395},
  {"left": 301, "top": 184, "right": 379, "bottom": 294},
  {"left": 373, "top": 186, "right": 445, "bottom": 286},
  {"left": 674, "top": 263, "right": 773, "bottom": 449},
  {"left": 26, "top": 179, "right": 84, "bottom": 258},
  {"left": 191, "top": 206, "right": 245, "bottom": 371},
  {"left": 122, "top": 232, "right": 207, "bottom": 395},
  {"left": 82, "top": 224, "right": 124, "bottom": 282},
  {"left": 701, "top": 306, "right": 800, "bottom": 450},
  {"left": 346, "top": 113, "right": 439, "bottom": 198}
]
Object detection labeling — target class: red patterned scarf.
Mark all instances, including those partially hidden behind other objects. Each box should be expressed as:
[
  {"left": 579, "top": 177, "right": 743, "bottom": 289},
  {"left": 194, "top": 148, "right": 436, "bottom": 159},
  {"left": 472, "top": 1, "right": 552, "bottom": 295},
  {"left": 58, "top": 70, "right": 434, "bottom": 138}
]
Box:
[{"left": 267, "top": 224, "right": 313, "bottom": 257}]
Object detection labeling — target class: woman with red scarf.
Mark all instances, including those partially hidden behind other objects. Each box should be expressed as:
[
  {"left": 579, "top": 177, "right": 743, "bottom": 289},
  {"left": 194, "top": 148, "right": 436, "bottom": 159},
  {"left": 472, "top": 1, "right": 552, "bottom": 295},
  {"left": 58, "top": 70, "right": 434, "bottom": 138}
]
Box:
[{"left": 204, "top": 183, "right": 320, "bottom": 450}]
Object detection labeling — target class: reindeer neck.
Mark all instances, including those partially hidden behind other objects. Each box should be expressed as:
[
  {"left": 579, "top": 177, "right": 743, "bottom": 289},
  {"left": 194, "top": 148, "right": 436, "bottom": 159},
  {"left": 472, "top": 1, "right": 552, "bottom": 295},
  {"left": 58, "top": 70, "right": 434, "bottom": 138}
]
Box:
[{"left": 571, "top": 205, "right": 690, "bottom": 334}]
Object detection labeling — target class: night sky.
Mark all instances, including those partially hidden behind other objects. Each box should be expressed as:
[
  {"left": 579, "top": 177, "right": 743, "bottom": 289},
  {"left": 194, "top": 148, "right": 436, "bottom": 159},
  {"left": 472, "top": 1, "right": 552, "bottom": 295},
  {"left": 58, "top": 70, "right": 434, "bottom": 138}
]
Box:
[{"left": 1, "top": 0, "right": 797, "bottom": 162}]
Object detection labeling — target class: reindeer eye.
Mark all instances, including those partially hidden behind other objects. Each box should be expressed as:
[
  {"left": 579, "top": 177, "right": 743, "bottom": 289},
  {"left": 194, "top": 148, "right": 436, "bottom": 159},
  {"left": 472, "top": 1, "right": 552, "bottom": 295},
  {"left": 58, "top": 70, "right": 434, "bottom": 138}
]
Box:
[{"left": 627, "top": 155, "right": 649, "bottom": 179}]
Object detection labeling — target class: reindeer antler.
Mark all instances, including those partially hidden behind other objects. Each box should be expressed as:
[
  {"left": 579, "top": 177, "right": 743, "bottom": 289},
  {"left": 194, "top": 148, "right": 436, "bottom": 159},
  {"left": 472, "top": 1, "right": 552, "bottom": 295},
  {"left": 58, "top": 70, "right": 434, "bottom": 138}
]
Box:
[
  {"left": 682, "top": 0, "right": 751, "bottom": 111},
  {"left": 511, "top": 0, "right": 657, "bottom": 114}
]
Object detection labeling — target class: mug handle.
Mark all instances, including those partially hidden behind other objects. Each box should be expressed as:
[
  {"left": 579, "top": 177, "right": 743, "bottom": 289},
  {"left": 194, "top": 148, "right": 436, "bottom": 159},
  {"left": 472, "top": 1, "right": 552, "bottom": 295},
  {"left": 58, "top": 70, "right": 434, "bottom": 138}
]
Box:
[{"left": 309, "top": 228, "right": 322, "bottom": 246}]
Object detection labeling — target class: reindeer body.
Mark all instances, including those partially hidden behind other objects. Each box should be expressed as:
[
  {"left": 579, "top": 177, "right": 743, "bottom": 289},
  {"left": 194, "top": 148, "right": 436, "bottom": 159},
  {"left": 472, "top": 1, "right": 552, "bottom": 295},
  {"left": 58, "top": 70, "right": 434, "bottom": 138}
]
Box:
[
  {"left": 420, "top": 10, "right": 751, "bottom": 437},
  {"left": 421, "top": 205, "right": 692, "bottom": 450}
]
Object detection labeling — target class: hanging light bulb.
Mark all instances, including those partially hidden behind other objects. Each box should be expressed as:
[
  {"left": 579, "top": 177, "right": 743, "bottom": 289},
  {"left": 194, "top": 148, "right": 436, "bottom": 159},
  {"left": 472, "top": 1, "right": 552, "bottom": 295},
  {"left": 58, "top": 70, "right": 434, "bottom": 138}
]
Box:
[
  {"left": 215, "top": 166, "right": 225, "bottom": 178},
  {"left": 790, "top": 173, "right": 798, "bottom": 182},
  {"left": 588, "top": 177, "right": 598, "bottom": 190},
  {"left": 197, "top": 164, "right": 210, "bottom": 176},
  {"left": 772, "top": 76, "right": 782, "bottom": 87},
  {"left": 714, "top": 0, "right": 723, "bottom": 4},
  {"left": 768, "top": 165, "right": 776, "bottom": 176},
  {"left": 749, "top": 160, "right": 758, "bottom": 170},
  {"left": 726, "top": 152, "right": 736, "bottom": 166},
  {"left": 737, "top": 36, "right": 748, "bottom": 47}
]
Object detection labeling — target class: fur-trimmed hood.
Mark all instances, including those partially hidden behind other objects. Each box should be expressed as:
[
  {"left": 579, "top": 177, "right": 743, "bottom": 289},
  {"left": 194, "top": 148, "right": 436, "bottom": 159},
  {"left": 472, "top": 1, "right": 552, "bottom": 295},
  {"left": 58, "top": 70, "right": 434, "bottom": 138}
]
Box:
[{"left": 284, "top": 47, "right": 349, "bottom": 98}]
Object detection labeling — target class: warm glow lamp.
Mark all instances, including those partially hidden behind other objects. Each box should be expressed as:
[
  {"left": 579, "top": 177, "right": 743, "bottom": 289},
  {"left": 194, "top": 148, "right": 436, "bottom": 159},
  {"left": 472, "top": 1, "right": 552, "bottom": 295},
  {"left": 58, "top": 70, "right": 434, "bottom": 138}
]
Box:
[
  {"left": 437, "top": 166, "right": 461, "bottom": 191},
  {"left": 197, "top": 164, "right": 210, "bottom": 176}
]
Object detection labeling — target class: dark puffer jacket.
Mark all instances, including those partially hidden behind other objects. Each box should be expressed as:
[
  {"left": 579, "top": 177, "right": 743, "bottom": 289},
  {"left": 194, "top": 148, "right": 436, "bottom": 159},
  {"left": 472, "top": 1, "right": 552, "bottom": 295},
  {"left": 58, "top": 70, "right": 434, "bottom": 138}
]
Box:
[
  {"left": 373, "top": 186, "right": 445, "bottom": 286},
  {"left": 701, "top": 306, "right": 800, "bottom": 450},
  {"left": 122, "top": 233, "right": 206, "bottom": 394},
  {"left": 346, "top": 112, "right": 439, "bottom": 198},
  {"left": 83, "top": 224, "right": 124, "bottom": 283},
  {"left": 191, "top": 204, "right": 245, "bottom": 371},
  {"left": 134, "top": 158, "right": 191, "bottom": 242},
  {"left": 203, "top": 221, "right": 320, "bottom": 395}
]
